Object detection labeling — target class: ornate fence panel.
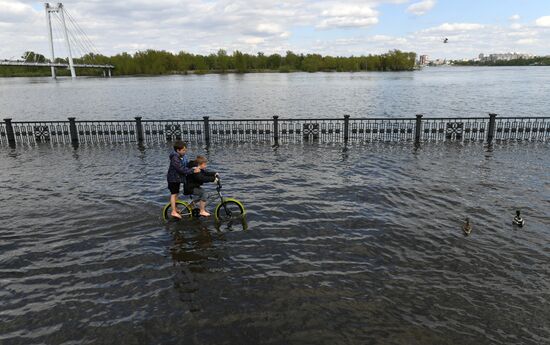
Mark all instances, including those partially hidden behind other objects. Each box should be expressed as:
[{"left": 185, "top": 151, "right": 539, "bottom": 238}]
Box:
[
  {"left": 349, "top": 118, "right": 416, "bottom": 142},
  {"left": 76, "top": 120, "right": 137, "bottom": 143},
  {"left": 209, "top": 119, "right": 273, "bottom": 143},
  {"left": 0, "top": 122, "right": 6, "bottom": 145},
  {"left": 142, "top": 120, "right": 204, "bottom": 143},
  {"left": 9, "top": 121, "right": 71, "bottom": 144},
  {"left": 495, "top": 117, "right": 550, "bottom": 141},
  {"left": 421, "top": 118, "right": 489, "bottom": 142},
  {"left": 278, "top": 118, "right": 344, "bottom": 143}
]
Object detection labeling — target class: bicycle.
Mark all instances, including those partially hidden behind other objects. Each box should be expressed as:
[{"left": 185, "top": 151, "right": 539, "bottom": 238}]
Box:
[{"left": 162, "top": 178, "right": 245, "bottom": 222}]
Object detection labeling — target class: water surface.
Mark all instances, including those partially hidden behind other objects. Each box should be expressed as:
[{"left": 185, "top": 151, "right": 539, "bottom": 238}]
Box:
[
  {"left": 1, "top": 66, "right": 549, "bottom": 121},
  {"left": 1, "top": 142, "right": 549, "bottom": 344}
]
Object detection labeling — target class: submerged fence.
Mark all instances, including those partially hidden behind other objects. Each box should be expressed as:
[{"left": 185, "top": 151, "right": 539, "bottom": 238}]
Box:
[{"left": 1, "top": 114, "right": 549, "bottom": 147}]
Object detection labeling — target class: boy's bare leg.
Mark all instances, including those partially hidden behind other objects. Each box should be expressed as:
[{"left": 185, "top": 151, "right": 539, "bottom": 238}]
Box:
[
  {"left": 170, "top": 194, "right": 182, "bottom": 219},
  {"left": 199, "top": 201, "right": 210, "bottom": 217}
]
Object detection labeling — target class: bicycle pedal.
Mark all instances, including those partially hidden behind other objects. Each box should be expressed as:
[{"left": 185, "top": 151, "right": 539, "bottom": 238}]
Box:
[{"left": 192, "top": 209, "right": 201, "bottom": 218}]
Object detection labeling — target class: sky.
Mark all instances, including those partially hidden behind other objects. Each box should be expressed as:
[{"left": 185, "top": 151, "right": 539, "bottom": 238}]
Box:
[{"left": 1, "top": 0, "right": 550, "bottom": 60}]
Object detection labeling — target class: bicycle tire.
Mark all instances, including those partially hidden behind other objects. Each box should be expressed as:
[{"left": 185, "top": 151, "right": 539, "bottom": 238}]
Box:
[
  {"left": 163, "top": 200, "right": 193, "bottom": 221},
  {"left": 214, "top": 198, "right": 246, "bottom": 221}
]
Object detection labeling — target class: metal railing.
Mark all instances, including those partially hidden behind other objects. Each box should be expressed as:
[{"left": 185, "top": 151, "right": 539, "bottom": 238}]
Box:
[
  {"left": 74, "top": 119, "right": 137, "bottom": 143},
  {"left": 1, "top": 114, "right": 549, "bottom": 148},
  {"left": 421, "top": 117, "right": 490, "bottom": 141},
  {"left": 0, "top": 121, "right": 7, "bottom": 145},
  {"left": 349, "top": 117, "right": 416, "bottom": 142},
  {"left": 2, "top": 120, "right": 71, "bottom": 145},
  {"left": 494, "top": 117, "right": 550, "bottom": 141}
]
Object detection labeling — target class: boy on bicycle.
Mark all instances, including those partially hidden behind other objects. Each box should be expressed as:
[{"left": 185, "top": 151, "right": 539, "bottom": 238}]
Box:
[
  {"left": 167, "top": 141, "right": 200, "bottom": 219},
  {"left": 184, "top": 155, "right": 219, "bottom": 217}
]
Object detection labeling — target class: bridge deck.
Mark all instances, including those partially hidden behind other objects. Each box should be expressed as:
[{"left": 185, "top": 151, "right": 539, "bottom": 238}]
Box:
[{"left": 0, "top": 61, "right": 114, "bottom": 69}]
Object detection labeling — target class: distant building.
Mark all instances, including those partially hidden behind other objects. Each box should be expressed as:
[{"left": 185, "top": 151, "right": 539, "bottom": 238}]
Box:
[
  {"left": 419, "top": 55, "right": 429, "bottom": 65},
  {"left": 478, "top": 52, "right": 534, "bottom": 62},
  {"left": 429, "top": 58, "right": 448, "bottom": 66}
]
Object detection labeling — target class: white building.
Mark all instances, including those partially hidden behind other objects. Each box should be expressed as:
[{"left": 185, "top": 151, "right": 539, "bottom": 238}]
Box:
[
  {"left": 419, "top": 55, "right": 429, "bottom": 65},
  {"left": 478, "top": 52, "right": 534, "bottom": 62}
]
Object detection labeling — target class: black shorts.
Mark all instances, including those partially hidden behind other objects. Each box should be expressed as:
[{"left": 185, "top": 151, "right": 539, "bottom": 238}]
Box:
[{"left": 168, "top": 182, "right": 180, "bottom": 195}]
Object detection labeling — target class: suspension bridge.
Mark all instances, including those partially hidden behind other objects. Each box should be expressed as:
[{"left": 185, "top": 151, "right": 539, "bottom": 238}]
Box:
[{"left": 0, "top": 3, "right": 114, "bottom": 78}]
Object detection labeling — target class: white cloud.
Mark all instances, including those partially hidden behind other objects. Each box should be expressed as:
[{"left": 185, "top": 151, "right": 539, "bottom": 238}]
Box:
[
  {"left": 425, "top": 23, "right": 485, "bottom": 32},
  {"left": 407, "top": 0, "right": 436, "bottom": 16},
  {"left": 535, "top": 16, "right": 550, "bottom": 27},
  {"left": 241, "top": 37, "right": 265, "bottom": 45},
  {"left": 509, "top": 14, "right": 520, "bottom": 21},
  {"left": 0, "top": 0, "right": 39, "bottom": 23},
  {"left": 318, "top": 5, "right": 379, "bottom": 29},
  {"left": 256, "top": 23, "right": 284, "bottom": 35},
  {"left": 516, "top": 38, "right": 539, "bottom": 45},
  {"left": 507, "top": 30, "right": 537, "bottom": 38}
]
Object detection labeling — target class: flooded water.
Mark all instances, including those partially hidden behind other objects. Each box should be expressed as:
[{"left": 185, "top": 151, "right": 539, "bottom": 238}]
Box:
[
  {"left": 1, "top": 141, "right": 549, "bottom": 344},
  {"left": 1, "top": 66, "right": 550, "bottom": 121}
]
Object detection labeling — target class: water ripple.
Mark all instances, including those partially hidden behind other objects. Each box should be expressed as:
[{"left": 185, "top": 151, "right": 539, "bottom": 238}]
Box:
[{"left": 1, "top": 142, "right": 549, "bottom": 344}]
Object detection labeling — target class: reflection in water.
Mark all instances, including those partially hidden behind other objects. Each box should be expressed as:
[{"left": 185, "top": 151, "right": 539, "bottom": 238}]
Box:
[
  {"left": 169, "top": 222, "right": 215, "bottom": 312},
  {"left": 168, "top": 217, "right": 247, "bottom": 312},
  {"left": 170, "top": 224, "right": 214, "bottom": 266},
  {"left": 215, "top": 217, "right": 249, "bottom": 232}
]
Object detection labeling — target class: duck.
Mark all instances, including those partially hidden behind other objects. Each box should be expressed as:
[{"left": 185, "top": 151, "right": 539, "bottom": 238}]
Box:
[
  {"left": 513, "top": 210, "right": 524, "bottom": 227},
  {"left": 463, "top": 218, "right": 472, "bottom": 235}
]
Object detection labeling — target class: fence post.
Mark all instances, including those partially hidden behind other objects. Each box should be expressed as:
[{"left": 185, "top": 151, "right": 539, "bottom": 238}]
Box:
[
  {"left": 135, "top": 116, "right": 144, "bottom": 142},
  {"left": 487, "top": 113, "right": 497, "bottom": 144},
  {"left": 343, "top": 115, "right": 350, "bottom": 144},
  {"left": 273, "top": 115, "right": 279, "bottom": 146},
  {"left": 4, "top": 118, "right": 16, "bottom": 148},
  {"left": 203, "top": 116, "right": 210, "bottom": 145},
  {"left": 68, "top": 117, "right": 79, "bottom": 145},
  {"left": 415, "top": 114, "right": 423, "bottom": 144}
]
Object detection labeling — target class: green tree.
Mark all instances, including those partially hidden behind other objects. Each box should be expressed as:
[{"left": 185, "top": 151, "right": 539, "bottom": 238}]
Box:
[
  {"left": 234, "top": 50, "right": 247, "bottom": 73},
  {"left": 216, "top": 49, "right": 229, "bottom": 72},
  {"left": 22, "top": 51, "right": 46, "bottom": 63}
]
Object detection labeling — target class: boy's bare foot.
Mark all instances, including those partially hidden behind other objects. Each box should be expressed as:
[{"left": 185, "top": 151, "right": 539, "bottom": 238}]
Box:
[
  {"left": 199, "top": 211, "right": 211, "bottom": 217},
  {"left": 171, "top": 211, "right": 182, "bottom": 219}
]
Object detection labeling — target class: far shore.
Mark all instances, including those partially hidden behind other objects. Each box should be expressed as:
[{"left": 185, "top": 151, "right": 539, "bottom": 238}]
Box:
[{"left": 2, "top": 64, "right": 549, "bottom": 78}]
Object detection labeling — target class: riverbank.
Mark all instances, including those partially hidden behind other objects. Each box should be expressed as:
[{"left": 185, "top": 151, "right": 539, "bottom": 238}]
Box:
[
  {"left": 452, "top": 56, "right": 550, "bottom": 67},
  {"left": 1, "top": 49, "right": 417, "bottom": 77},
  {"left": 0, "top": 67, "right": 413, "bottom": 78}
]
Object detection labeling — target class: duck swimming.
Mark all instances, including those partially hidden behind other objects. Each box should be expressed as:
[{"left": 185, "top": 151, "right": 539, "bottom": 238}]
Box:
[
  {"left": 463, "top": 218, "right": 472, "bottom": 235},
  {"left": 513, "top": 210, "right": 524, "bottom": 227}
]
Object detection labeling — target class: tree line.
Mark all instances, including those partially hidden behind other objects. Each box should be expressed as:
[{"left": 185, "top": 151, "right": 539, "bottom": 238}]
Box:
[
  {"left": 1, "top": 49, "right": 417, "bottom": 77},
  {"left": 452, "top": 56, "right": 550, "bottom": 67}
]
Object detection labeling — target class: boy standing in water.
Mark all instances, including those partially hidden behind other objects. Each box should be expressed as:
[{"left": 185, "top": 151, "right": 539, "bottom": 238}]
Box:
[
  {"left": 185, "top": 156, "right": 219, "bottom": 217},
  {"left": 167, "top": 141, "right": 200, "bottom": 219}
]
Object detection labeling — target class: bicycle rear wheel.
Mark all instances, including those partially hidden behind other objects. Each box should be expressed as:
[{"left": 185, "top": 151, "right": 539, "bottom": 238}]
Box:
[
  {"left": 215, "top": 198, "right": 245, "bottom": 221},
  {"left": 163, "top": 200, "right": 193, "bottom": 221}
]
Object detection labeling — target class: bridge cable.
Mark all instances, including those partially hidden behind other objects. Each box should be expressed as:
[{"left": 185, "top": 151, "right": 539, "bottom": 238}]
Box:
[
  {"left": 64, "top": 9, "right": 101, "bottom": 57},
  {"left": 52, "top": 12, "right": 91, "bottom": 63},
  {"left": 50, "top": 12, "right": 68, "bottom": 63},
  {"left": 64, "top": 15, "right": 96, "bottom": 57},
  {"left": 52, "top": 11, "right": 90, "bottom": 60}
]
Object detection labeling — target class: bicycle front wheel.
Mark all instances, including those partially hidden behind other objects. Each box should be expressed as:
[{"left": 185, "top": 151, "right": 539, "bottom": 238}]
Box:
[
  {"left": 215, "top": 198, "right": 246, "bottom": 221},
  {"left": 163, "top": 200, "right": 193, "bottom": 221}
]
